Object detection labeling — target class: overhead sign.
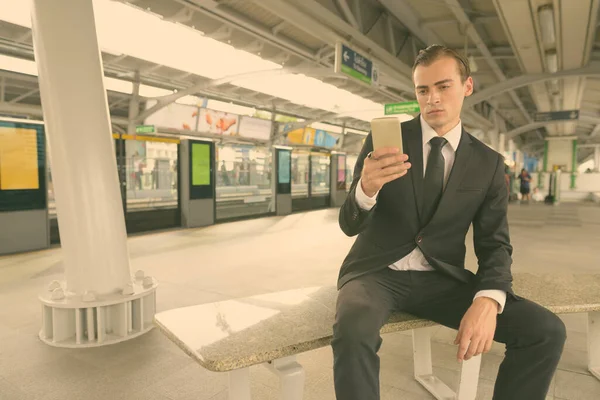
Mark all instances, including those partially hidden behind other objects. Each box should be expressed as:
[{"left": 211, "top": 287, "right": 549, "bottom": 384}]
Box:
[
  {"left": 385, "top": 101, "right": 420, "bottom": 115},
  {"left": 238, "top": 116, "right": 272, "bottom": 141},
  {"left": 335, "top": 43, "right": 375, "bottom": 85},
  {"left": 533, "top": 110, "right": 579, "bottom": 122},
  {"left": 135, "top": 125, "right": 155, "bottom": 134}
]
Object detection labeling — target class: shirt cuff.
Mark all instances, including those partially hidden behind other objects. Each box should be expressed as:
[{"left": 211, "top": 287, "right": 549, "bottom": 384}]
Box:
[
  {"left": 473, "top": 290, "right": 507, "bottom": 314},
  {"left": 355, "top": 177, "right": 378, "bottom": 211}
]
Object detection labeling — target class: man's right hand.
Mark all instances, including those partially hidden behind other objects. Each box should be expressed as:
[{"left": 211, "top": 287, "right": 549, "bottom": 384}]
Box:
[{"left": 360, "top": 148, "right": 411, "bottom": 198}]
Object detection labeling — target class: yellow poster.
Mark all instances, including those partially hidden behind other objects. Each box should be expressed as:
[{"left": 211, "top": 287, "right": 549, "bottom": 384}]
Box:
[
  {"left": 0, "top": 127, "right": 39, "bottom": 190},
  {"left": 286, "top": 128, "right": 305, "bottom": 144}
]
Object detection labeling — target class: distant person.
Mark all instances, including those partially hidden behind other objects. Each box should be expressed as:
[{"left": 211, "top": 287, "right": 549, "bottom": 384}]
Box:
[
  {"left": 220, "top": 161, "right": 230, "bottom": 186},
  {"left": 333, "top": 44, "right": 565, "bottom": 400},
  {"left": 532, "top": 187, "right": 544, "bottom": 202},
  {"left": 519, "top": 168, "right": 532, "bottom": 202}
]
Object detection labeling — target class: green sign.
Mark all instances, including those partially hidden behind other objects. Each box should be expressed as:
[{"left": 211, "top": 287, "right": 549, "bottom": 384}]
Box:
[
  {"left": 191, "top": 143, "right": 210, "bottom": 186},
  {"left": 335, "top": 43, "right": 374, "bottom": 85},
  {"left": 385, "top": 101, "right": 420, "bottom": 115},
  {"left": 135, "top": 125, "right": 155, "bottom": 134}
]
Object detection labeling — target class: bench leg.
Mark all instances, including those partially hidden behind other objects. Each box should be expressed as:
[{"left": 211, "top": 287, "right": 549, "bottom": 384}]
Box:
[
  {"left": 229, "top": 368, "right": 251, "bottom": 400},
  {"left": 589, "top": 311, "right": 600, "bottom": 380},
  {"left": 265, "top": 356, "right": 305, "bottom": 400},
  {"left": 412, "top": 327, "right": 481, "bottom": 400}
]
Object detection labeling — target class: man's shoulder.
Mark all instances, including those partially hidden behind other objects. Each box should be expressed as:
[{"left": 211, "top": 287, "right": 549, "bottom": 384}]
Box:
[{"left": 465, "top": 131, "right": 502, "bottom": 162}]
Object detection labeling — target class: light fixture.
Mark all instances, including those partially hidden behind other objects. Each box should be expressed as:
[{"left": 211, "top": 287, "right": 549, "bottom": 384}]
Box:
[
  {"left": 538, "top": 5, "right": 556, "bottom": 47},
  {"left": 545, "top": 49, "right": 558, "bottom": 73}
]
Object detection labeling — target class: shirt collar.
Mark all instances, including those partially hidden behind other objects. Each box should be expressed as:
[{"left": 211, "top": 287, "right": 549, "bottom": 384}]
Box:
[{"left": 420, "top": 115, "right": 462, "bottom": 151}]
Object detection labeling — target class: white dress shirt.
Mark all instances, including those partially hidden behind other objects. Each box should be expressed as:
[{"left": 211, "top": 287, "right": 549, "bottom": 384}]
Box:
[{"left": 355, "top": 116, "right": 506, "bottom": 313}]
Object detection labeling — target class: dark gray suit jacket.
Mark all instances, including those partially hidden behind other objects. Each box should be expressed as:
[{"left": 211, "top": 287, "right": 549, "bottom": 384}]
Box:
[{"left": 338, "top": 116, "right": 515, "bottom": 297}]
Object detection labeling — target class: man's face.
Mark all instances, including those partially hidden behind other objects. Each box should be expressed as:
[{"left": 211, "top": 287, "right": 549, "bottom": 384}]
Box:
[{"left": 413, "top": 56, "right": 473, "bottom": 133}]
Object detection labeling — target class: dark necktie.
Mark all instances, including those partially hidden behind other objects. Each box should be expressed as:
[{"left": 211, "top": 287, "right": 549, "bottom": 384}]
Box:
[{"left": 422, "top": 137, "right": 447, "bottom": 226}]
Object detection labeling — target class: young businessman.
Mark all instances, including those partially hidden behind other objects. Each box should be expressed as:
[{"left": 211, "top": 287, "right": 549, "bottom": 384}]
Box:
[{"left": 332, "top": 44, "right": 566, "bottom": 400}]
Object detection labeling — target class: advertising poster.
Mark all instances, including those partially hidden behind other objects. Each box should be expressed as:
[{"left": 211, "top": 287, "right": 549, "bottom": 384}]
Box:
[
  {"left": 285, "top": 128, "right": 305, "bottom": 145},
  {"left": 144, "top": 101, "right": 199, "bottom": 131},
  {"left": 337, "top": 155, "right": 346, "bottom": 183},
  {"left": 278, "top": 150, "right": 291, "bottom": 184},
  {"left": 303, "top": 128, "right": 316, "bottom": 145},
  {"left": 192, "top": 143, "right": 211, "bottom": 185},
  {"left": 0, "top": 127, "right": 39, "bottom": 190},
  {"left": 238, "top": 116, "right": 272, "bottom": 141},
  {"left": 198, "top": 108, "right": 239, "bottom": 135}
]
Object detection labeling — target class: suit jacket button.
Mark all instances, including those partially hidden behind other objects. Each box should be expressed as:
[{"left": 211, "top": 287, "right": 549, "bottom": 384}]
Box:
[{"left": 416, "top": 236, "right": 423, "bottom": 244}]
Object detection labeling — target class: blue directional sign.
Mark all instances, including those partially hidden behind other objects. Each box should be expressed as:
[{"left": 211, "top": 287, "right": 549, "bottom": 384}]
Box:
[
  {"left": 533, "top": 110, "right": 580, "bottom": 122},
  {"left": 335, "top": 43, "right": 374, "bottom": 85}
]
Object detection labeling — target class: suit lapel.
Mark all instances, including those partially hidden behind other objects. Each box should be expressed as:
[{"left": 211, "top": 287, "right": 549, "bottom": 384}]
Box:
[
  {"left": 436, "top": 128, "right": 473, "bottom": 210},
  {"left": 403, "top": 117, "right": 424, "bottom": 221}
]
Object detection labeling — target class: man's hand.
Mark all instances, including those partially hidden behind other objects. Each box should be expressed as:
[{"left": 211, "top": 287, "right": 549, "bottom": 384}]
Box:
[
  {"left": 361, "top": 148, "right": 411, "bottom": 197},
  {"left": 454, "top": 297, "right": 499, "bottom": 362}
]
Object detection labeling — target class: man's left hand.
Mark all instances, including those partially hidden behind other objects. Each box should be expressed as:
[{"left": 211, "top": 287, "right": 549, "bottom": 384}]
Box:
[{"left": 454, "top": 297, "right": 498, "bottom": 361}]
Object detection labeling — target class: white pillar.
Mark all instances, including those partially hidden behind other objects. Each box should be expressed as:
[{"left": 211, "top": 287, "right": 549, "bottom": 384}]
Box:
[
  {"left": 595, "top": 145, "right": 600, "bottom": 172},
  {"left": 32, "top": 0, "right": 156, "bottom": 348},
  {"left": 31, "top": 0, "right": 130, "bottom": 295},
  {"left": 498, "top": 133, "right": 506, "bottom": 155}
]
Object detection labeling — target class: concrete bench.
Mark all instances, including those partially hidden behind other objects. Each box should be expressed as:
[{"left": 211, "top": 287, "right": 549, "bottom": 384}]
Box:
[{"left": 154, "top": 273, "right": 600, "bottom": 400}]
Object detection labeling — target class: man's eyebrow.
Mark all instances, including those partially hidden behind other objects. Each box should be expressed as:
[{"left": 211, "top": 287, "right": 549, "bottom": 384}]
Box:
[{"left": 416, "top": 79, "right": 454, "bottom": 90}]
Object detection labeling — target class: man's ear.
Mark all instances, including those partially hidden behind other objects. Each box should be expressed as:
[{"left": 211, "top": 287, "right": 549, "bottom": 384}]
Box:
[{"left": 464, "top": 76, "right": 474, "bottom": 97}]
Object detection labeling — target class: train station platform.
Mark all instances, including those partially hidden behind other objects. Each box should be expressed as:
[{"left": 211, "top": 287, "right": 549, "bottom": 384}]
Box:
[{"left": 1, "top": 202, "right": 600, "bottom": 400}]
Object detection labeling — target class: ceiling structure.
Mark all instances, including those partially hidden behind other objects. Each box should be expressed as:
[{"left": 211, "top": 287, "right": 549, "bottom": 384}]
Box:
[{"left": 0, "top": 0, "right": 598, "bottom": 161}]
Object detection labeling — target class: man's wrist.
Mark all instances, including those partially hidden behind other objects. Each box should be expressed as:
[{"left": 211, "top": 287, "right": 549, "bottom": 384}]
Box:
[
  {"left": 360, "top": 179, "right": 378, "bottom": 198},
  {"left": 474, "top": 296, "right": 500, "bottom": 311}
]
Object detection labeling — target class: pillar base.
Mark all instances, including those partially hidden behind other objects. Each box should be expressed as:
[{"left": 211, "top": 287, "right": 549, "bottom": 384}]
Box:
[{"left": 38, "top": 270, "right": 157, "bottom": 348}]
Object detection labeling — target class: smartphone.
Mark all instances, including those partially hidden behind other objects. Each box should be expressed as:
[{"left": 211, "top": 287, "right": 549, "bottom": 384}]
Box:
[{"left": 370, "top": 117, "right": 404, "bottom": 154}]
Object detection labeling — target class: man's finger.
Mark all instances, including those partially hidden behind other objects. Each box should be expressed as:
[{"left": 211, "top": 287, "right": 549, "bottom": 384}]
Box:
[
  {"left": 373, "top": 153, "right": 408, "bottom": 168},
  {"left": 371, "top": 147, "right": 401, "bottom": 159},
  {"left": 458, "top": 336, "right": 471, "bottom": 361},
  {"left": 454, "top": 330, "right": 461, "bottom": 345},
  {"left": 464, "top": 337, "right": 480, "bottom": 360},
  {"left": 474, "top": 339, "right": 487, "bottom": 359},
  {"left": 379, "top": 163, "right": 412, "bottom": 177},
  {"left": 381, "top": 170, "right": 408, "bottom": 184},
  {"left": 484, "top": 338, "right": 493, "bottom": 353}
]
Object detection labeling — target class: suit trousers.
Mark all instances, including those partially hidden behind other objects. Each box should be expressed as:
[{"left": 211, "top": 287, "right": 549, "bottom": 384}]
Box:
[{"left": 331, "top": 268, "right": 566, "bottom": 400}]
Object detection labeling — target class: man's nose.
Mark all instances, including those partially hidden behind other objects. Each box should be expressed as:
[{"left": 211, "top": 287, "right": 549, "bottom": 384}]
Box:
[{"left": 427, "top": 91, "right": 441, "bottom": 104}]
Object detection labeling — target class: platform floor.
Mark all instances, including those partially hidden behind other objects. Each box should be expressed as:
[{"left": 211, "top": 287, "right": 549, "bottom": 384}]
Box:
[{"left": 1, "top": 202, "right": 600, "bottom": 399}]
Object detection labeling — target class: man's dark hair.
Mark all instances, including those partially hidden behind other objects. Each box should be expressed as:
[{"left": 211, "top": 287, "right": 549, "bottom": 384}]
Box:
[{"left": 412, "top": 44, "right": 471, "bottom": 83}]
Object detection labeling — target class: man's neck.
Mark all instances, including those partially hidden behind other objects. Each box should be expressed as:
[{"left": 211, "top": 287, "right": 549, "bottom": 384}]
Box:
[{"left": 433, "top": 119, "right": 461, "bottom": 136}]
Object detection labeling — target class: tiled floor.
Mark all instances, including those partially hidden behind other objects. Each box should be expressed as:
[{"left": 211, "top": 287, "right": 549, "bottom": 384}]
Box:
[{"left": 1, "top": 202, "right": 600, "bottom": 399}]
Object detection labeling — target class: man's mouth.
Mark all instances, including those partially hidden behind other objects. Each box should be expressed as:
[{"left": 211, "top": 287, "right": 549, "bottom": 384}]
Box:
[{"left": 428, "top": 109, "right": 444, "bottom": 114}]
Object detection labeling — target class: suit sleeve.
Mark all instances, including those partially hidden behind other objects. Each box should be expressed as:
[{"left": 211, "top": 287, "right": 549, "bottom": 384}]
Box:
[
  {"left": 472, "top": 154, "right": 514, "bottom": 294},
  {"left": 339, "top": 133, "right": 376, "bottom": 236}
]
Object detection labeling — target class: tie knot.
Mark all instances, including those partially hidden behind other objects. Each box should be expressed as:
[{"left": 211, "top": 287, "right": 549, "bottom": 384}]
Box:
[{"left": 429, "top": 137, "right": 447, "bottom": 149}]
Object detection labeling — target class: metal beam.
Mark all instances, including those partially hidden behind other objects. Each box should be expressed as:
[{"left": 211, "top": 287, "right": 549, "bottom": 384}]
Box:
[
  {"left": 335, "top": 0, "right": 360, "bottom": 30},
  {"left": 258, "top": 0, "right": 415, "bottom": 92},
  {"left": 464, "top": 65, "right": 600, "bottom": 107},
  {"left": 177, "top": 0, "right": 320, "bottom": 63},
  {"left": 421, "top": 15, "right": 499, "bottom": 28},
  {"left": 385, "top": 14, "right": 397, "bottom": 55},
  {"left": 134, "top": 67, "right": 348, "bottom": 124},
  {"left": 271, "top": 21, "right": 286, "bottom": 35},
  {"left": 507, "top": 115, "right": 600, "bottom": 139},
  {"left": 9, "top": 88, "right": 39, "bottom": 104},
  {"left": 379, "top": 0, "right": 444, "bottom": 45},
  {"left": 0, "top": 101, "right": 128, "bottom": 125},
  {"left": 351, "top": 0, "right": 364, "bottom": 32},
  {"left": 443, "top": 0, "right": 531, "bottom": 124}
]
